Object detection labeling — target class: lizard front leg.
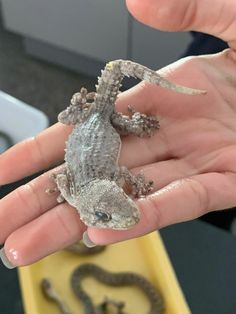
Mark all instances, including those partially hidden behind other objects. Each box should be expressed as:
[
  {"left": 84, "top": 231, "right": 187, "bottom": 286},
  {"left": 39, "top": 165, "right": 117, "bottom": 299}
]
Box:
[
  {"left": 46, "top": 165, "right": 74, "bottom": 204},
  {"left": 58, "top": 87, "right": 96, "bottom": 125},
  {"left": 111, "top": 105, "right": 159, "bottom": 137},
  {"left": 115, "top": 166, "right": 154, "bottom": 198}
]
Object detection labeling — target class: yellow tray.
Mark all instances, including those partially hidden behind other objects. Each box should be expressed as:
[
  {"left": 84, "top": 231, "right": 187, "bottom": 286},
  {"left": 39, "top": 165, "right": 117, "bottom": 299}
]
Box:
[{"left": 18, "top": 232, "right": 191, "bottom": 314}]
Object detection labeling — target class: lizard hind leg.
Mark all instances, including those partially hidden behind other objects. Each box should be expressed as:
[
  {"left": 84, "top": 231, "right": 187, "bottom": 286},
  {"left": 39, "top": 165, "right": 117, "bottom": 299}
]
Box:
[
  {"left": 58, "top": 87, "right": 96, "bottom": 125},
  {"left": 111, "top": 105, "right": 160, "bottom": 137},
  {"left": 116, "top": 166, "right": 154, "bottom": 198}
]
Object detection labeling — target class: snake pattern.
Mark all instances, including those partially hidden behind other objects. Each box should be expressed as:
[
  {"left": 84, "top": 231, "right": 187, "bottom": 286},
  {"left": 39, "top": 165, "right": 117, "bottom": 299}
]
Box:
[{"left": 70, "top": 263, "right": 165, "bottom": 314}]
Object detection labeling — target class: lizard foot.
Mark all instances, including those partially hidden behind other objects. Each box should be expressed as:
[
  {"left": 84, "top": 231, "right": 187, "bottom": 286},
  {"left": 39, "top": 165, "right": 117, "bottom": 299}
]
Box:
[
  {"left": 45, "top": 173, "right": 61, "bottom": 197},
  {"left": 71, "top": 87, "right": 96, "bottom": 106},
  {"left": 58, "top": 87, "right": 96, "bottom": 125},
  {"left": 111, "top": 106, "right": 159, "bottom": 137},
  {"left": 45, "top": 167, "right": 67, "bottom": 203},
  {"left": 129, "top": 171, "right": 154, "bottom": 198},
  {"left": 128, "top": 105, "right": 160, "bottom": 137},
  {"left": 117, "top": 167, "right": 154, "bottom": 198},
  {"left": 53, "top": 173, "right": 72, "bottom": 203}
]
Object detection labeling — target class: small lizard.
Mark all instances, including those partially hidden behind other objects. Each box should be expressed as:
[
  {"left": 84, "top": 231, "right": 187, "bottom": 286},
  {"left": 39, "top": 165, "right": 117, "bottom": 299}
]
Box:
[{"left": 52, "top": 59, "right": 205, "bottom": 229}]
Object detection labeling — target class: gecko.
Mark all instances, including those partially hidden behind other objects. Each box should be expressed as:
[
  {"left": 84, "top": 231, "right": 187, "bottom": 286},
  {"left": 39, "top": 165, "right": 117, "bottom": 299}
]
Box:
[{"left": 51, "top": 59, "right": 205, "bottom": 230}]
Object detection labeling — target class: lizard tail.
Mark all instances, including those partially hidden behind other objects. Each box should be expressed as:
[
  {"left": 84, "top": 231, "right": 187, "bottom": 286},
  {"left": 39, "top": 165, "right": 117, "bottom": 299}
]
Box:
[
  {"left": 109, "top": 59, "right": 206, "bottom": 95},
  {"left": 94, "top": 59, "right": 206, "bottom": 112}
]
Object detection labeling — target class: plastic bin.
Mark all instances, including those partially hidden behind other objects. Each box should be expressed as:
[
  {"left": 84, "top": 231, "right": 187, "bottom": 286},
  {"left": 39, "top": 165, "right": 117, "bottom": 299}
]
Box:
[
  {"left": 3, "top": 93, "right": 189, "bottom": 312},
  {"left": 18, "top": 232, "right": 191, "bottom": 314}
]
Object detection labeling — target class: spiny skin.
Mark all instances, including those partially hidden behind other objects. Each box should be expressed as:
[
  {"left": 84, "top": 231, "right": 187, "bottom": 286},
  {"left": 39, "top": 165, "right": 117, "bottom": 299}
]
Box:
[
  {"left": 55, "top": 59, "right": 205, "bottom": 229},
  {"left": 70, "top": 263, "right": 165, "bottom": 314}
]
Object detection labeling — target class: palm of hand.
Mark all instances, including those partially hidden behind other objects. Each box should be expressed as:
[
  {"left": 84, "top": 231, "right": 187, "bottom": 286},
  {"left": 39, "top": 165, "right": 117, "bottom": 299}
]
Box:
[
  {"left": 145, "top": 51, "right": 236, "bottom": 185},
  {"left": 1, "top": 50, "right": 236, "bottom": 266},
  {"left": 112, "top": 49, "right": 236, "bottom": 237}
]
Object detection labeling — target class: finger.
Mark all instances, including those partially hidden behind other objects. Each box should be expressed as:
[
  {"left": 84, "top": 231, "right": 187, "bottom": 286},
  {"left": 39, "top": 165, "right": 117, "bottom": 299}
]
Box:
[
  {"left": 120, "top": 132, "right": 169, "bottom": 168},
  {"left": 126, "top": 0, "right": 236, "bottom": 48},
  {"left": 0, "top": 158, "right": 197, "bottom": 266},
  {"left": 0, "top": 158, "right": 187, "bottom": 244},
  {"left": 132, "top": 158, "right": 195, "bottom": 189},
  {"left": 0, "top": 166, "right": 62, "bottom": 243},
  {"left": 0, "top": 157, "right": 194, "bottom": 264},
  {"left": 0, "top": 123, "right": 71, "bottom": 184},
  {"left": 86, "top": 172, "right": 236, "bottom": 244},
  {"left": 2, "top": 203, "right": 86, "bottom": 267}
]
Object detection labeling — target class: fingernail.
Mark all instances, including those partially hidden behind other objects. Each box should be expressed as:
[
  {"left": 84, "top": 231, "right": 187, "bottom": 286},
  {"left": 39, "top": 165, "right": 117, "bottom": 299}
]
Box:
[
  {"left": 0, "top": 248, "right": 16, "bottom": 269},
  {"left": 82, "top": 231, "right": 97, "bottom": 248}
]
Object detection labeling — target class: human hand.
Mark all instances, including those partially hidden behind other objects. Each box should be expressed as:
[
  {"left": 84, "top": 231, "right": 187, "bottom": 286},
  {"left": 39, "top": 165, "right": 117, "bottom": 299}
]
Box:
[{"left": 1, "top": 0, "right": 236, "bottom": 267}]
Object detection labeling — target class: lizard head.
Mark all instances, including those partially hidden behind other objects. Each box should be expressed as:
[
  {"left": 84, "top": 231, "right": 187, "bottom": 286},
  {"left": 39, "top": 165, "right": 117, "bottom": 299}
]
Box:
[{"left": 78, "top": 179, "right": 140, "bottom": 229}]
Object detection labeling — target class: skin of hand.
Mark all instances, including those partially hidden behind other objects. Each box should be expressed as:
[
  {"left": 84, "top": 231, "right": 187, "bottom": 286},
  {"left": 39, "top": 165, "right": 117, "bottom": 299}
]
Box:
[{"left": 1, "top": 0, "right": 236, "bottom": 267}]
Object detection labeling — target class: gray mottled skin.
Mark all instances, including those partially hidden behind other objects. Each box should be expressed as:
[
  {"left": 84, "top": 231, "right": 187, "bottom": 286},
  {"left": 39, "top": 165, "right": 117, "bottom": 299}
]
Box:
[
  {"left": 53, "top": 59, "right": 205, "bottom": 229},
  {"left": 70, "top": 263, "right": 164, "bottom": 314}
]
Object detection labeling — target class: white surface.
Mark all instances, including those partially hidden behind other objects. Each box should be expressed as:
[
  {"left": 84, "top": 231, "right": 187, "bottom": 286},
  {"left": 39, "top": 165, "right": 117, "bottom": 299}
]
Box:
[{"left": 0, "top": 91, "right": 49, "bottom": 144}]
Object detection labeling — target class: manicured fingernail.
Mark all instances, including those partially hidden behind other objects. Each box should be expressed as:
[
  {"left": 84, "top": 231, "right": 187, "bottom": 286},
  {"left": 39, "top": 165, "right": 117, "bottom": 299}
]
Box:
[
  {"left": 83, "top": 231, "right": 96, "bottom": 248},
  {"left": 0, "top": 248, "right": 16, "bottom": 269}
]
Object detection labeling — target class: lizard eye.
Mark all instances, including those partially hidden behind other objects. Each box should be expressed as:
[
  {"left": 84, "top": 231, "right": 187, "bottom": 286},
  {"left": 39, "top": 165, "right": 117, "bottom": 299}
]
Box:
[{"left": 94, "top": 211, "right": 112, "bottom": 222}]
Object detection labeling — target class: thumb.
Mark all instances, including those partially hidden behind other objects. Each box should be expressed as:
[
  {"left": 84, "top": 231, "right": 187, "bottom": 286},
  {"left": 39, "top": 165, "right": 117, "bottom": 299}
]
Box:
[{"left": 126, "top": 0, "right": 236, "bottom": 49}]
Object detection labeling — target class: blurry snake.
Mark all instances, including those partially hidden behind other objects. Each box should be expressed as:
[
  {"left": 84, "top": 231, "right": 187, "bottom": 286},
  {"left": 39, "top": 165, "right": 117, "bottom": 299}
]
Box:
[
  {"left": 42, "top": 263, "right": 164, "bottom": 314},
  {"left": 41, "top": 243, "right": 164, "bottom": 313},
  {"left": 70, "top": 263, "right": 164, "bottom": 314}
]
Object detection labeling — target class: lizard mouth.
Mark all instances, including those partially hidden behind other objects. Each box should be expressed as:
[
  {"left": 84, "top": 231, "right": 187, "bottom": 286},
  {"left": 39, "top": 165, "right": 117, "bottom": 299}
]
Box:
[
  {"left": 80, "top": 211, "right": 140, "bottom": 229},
  {"left": 111, "top": 215, "right": 140, "bottom": 230}
]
